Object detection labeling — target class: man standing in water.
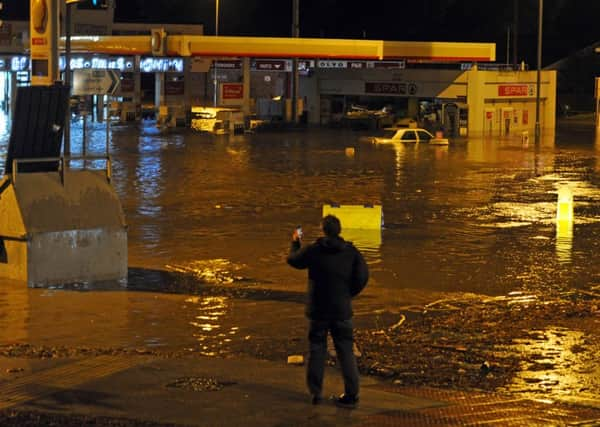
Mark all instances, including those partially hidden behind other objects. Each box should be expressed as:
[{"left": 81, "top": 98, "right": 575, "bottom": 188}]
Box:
[{"left": 287, "top": 215, "right": 369, "bottom": 409}]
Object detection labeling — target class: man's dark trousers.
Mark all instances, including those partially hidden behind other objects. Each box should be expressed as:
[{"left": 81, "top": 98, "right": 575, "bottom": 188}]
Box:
[{"left": 307, "top": 319, "right": 359, "bottom": 397}]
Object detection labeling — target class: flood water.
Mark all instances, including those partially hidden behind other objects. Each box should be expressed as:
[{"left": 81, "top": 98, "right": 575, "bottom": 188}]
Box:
[
  {"left": 1, "top": 115, "right": 600, "bottom": 400},
  {"left": 104, "top": 120, "right": 600, "bottom": 298}
]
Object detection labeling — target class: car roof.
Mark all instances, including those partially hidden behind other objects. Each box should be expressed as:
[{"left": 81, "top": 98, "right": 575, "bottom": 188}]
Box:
[{"left": 382, "top": 128, "right": 432, "bottom": 134}]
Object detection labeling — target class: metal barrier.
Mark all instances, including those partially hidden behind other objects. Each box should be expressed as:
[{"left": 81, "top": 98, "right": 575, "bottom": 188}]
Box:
[{"left": 11, "top": 155, "right": 112, "bottom": 187}]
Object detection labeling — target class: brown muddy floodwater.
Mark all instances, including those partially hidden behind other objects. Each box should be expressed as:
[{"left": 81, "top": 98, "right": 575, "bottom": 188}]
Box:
[{"left": 1, "top": 116, "right": 600, "bottom": 401}]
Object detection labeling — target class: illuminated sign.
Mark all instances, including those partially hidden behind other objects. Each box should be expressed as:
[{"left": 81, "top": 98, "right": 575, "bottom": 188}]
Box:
[
  {"left": 31, "top": 0, "right": 48, "bottom": 34},
  {"left": 59, "top": 56, "right": 134, "bottom": 71},
  {"left": 140, "top": 57, "right": 184, "bottom": 73},
  {"left": 498, "top": 84, "right": 532, "bottom": 97},
  {"left": 11, "top": 56, "right": 29, "bottom": 71},
  {"left": 30, "top": 0, "right": 56, "bottom": 85}
]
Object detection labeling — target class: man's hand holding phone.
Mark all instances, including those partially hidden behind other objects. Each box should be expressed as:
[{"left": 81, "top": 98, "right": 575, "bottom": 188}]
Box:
[{"left": 293, "top": 226, "right": 303, "bottom": 242}]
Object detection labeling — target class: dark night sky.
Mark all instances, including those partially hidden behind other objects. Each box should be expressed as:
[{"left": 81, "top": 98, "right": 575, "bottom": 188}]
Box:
[{"left": 3, "top": 0, "right": 599, "bottom": 66}]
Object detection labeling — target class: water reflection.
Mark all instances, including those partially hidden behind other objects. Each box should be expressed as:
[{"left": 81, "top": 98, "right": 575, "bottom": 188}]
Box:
[
  {"left": 165, "top": 259, "right": 245, "bottom": 285},
  {"left": 342, "top": 228, "right": 381, "bottom": 257},
  {"left": 505, "top": 327, "right": 600, "bottom": 400},
  {"left": 185, "top": 295, "right": 234, "bottom": 356}
]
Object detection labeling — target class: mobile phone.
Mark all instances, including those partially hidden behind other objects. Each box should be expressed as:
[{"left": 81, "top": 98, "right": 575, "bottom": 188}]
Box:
[{"left": 296, "top": 226, "right": 303, "bottom": 239}]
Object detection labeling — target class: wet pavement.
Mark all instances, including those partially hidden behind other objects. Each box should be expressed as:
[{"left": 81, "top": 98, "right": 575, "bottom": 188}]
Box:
[{"left": 1, "top": 115, "right": 600, "bottom": 424}]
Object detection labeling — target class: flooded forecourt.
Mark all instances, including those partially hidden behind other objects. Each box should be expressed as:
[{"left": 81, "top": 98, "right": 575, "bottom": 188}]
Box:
[{"left": 1, "top": 116, "right": 599, "bottom": 401}]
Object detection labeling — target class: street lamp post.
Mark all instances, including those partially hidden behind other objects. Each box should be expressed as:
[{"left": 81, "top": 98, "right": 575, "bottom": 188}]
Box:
[
  {"left": 291, "top": 0, "right": 299, "bottom": 124},
  {"left": 64, "top": 0, "right": 84, "bottom": 156},
  {"left": 213, "top": 0, "right": 219, "bottom": 107},
  {"left": 535, "top": 0, "right": 543, "bottom": 145}
]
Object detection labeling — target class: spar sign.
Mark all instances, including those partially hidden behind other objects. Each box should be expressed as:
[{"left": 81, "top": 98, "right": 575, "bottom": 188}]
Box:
[{"left": 498, "top": 84, "right": 534, "bottom": 97}]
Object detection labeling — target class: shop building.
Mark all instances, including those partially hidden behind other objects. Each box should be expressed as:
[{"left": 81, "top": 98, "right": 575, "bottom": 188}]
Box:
[{"left": 0, "top": 2, "right": 556, "bottom": 136}]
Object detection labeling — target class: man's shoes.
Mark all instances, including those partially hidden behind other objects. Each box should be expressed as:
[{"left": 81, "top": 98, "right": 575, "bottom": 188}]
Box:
[
  {"left": 334, "top": 393, "right": 359, "bottom": 409},
  {"left": 311, "top": 394, "right": 323, "bottom": 405}
]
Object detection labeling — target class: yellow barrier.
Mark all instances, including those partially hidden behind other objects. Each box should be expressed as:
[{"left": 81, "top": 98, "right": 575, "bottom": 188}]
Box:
[
  {"left": 341, "top": 228, "right": 382, "bottom": 251},
  {"left": 322, "top": 204, "right": 383, "bottom": 230}
]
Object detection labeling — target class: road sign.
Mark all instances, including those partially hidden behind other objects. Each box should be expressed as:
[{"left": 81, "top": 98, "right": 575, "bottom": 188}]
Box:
[{"left": 72, "top": 69, "right": 120, "bottom": 95}]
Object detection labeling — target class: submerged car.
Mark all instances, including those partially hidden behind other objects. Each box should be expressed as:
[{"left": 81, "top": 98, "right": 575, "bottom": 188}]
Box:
[{"left": 370, "top": 128, "right": 449, "bottom": 145}]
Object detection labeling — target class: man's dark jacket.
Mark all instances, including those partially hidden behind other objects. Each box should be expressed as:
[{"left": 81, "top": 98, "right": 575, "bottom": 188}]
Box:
[{"left": 287, "top": 236, "right": 369, "bottom": 320}]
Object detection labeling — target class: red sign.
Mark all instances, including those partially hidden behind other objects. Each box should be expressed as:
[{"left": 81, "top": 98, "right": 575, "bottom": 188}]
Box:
[
  {"left": 498, "top": 85, "right": 529, "bottom": 97},
  {"left": 523, "top": 110, "right": 529, "bottom": 125},
  {"left": 31, "top": 37, "right": 47, "bottom": 45},
  {"left": 222, "top": 83, "right": 243, "bottom": 100},
  {"left": 486, "top": 111, "right": 493, "bottom": 119}
]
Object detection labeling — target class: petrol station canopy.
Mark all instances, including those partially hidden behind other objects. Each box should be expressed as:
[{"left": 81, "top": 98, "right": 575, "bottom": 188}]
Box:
[{"left": 64, "top": 35, "right": 496, "bottom": 63}]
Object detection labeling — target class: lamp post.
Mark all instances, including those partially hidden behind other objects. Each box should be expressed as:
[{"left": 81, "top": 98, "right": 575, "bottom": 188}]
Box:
[
  {"left": 534, "top": 0, "right": 543, "bottom": 145},
  {"left": 291, "top": 0, "right": 299, "bottom": 124},
  {"left": 64, "top": 0, "right": 84, "bottom": 156},
  {"left": 213, "top": 0, "right": 219, "bottom": 107}
]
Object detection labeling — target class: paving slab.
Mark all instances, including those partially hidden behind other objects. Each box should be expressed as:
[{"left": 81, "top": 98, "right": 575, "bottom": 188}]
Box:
[
  {"left": 1, "top": 355, "right": 445, "bottom": 426},
  {"left": 2, "top": 355, "right": 600, "bottom": 426}
]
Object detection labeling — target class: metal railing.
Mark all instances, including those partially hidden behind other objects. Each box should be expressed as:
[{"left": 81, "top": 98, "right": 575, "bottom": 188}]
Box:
[{"left": 11, "top": 155, "right": 112, "bottom": 187}]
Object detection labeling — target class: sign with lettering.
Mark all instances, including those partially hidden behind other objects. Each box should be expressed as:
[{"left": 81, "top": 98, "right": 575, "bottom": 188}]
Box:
[
  {"left": 214, "top": 60, "right": 241, "bottom": 69},
  {"left": 73, "top": 69, "right": 120, "bottom": 95},
  {"left": 348, "top": 61, "right": 366, "bottom": 69},
  {"left": 59, "top": 56, "right": 134, "bottom": 71},
  {"left": 255, "top": 60, "right": 288, "bottom": 71},
  {"left": 140, "top": 57, "right": 184, "bottom": 73},
  {"left": 222, "top": 83, "right": 243, "bottom": 100},
  {"left": 498, "top": 84, "right": 533, "bottom": 97},
  {"left": 318, "top": 60, "right": 347, "bottom": 69},
  {"left": 365, "top": 82, "right": 418, "bottom": 96}
]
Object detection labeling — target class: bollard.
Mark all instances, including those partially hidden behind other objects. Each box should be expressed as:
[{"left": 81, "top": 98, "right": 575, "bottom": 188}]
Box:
[{"left": 556, "top": 186, "right": 573, "bottom": 223}]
